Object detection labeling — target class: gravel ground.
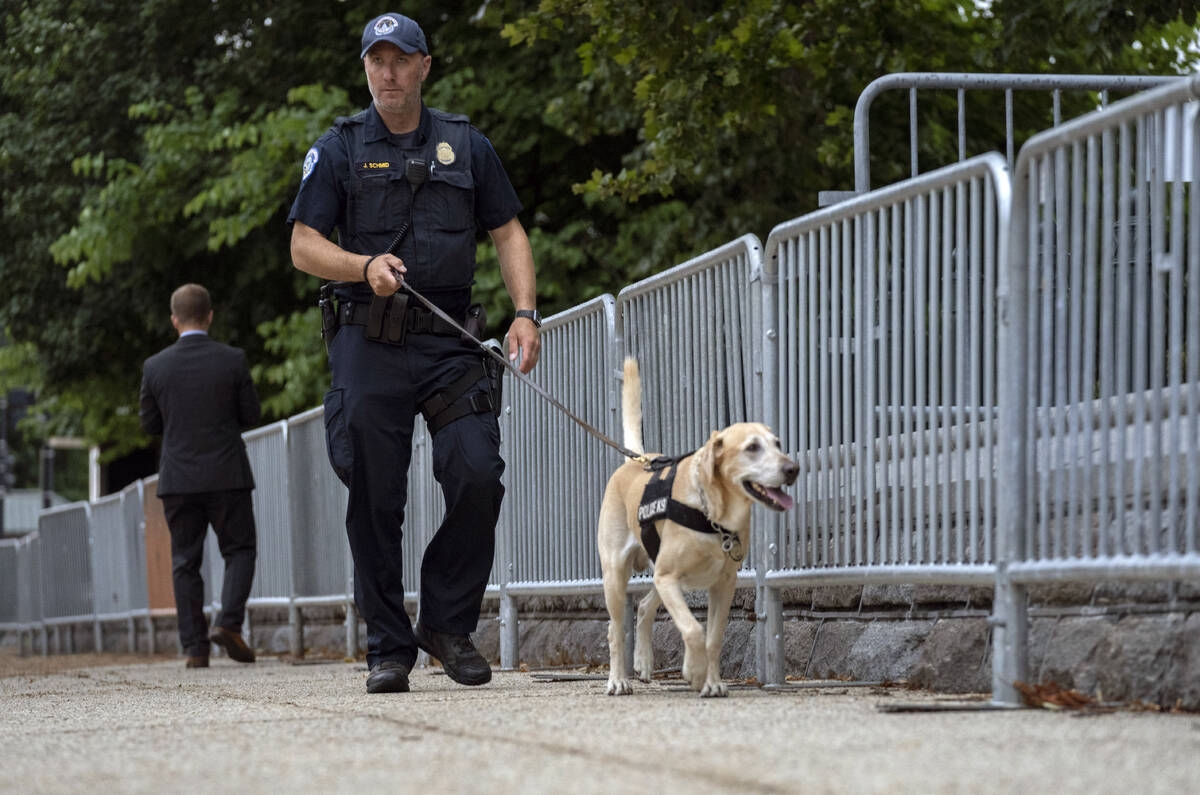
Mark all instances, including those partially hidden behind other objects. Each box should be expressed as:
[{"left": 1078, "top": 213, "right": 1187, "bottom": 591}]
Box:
[
  {"left": 2, "top": 650, "right": 1198, "bottom": 795},
  {"left": 0, "top": 649, "right": 181, "bottom": 678}
]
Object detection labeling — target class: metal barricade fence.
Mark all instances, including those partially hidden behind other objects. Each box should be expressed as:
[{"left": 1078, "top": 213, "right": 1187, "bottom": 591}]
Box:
[
  {"left": 761, "top": 153, "right": 1011, "bottom": 685},
  {"left": 287, "top": 406, "right": 352, "bottom": 603},
  {"left": 617, "top": 235, "right": 766, "bottom": 453},
  {"left": 402, "top": 415, "right": 443, "bottom": 606},
  {"left": 89, "top": 491, "right": 132, "bottom": 618},
  {"left": 243, "top": 421, "right": 293, "bottom": 604},
  {"left": 0, "top": 538, "right": 17, "bottom": 629},
  {"left": 284, "top": 406, "right": 355, "bottom": 656},
  {"left": 37, "top": 502, "right": 95, "bottom": 651},
  {"left": 850, "top": 73, "right": 1177, "bottom": 197},
  {"left": 122, "top": 481, "right": 149, "bottom": 614},
  {"left": 87, "top": 482, "right": 149, "bottom": 651},
  {"left": 493, "top": 297, "right": 619, "bottom": 666},
  {"left": 17, "top": 533, "right": 42, "bottom": 653},
  {"left": 499, "top": 297, "right": 621, "bottom": 593},
  {"left": 996, "top": 74, "right": 1200, "bottom": 703}
]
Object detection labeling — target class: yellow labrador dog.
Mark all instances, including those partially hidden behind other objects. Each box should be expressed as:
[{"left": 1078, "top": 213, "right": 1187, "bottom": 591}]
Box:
[{"left": 598, "top": 358, "right": 799, "bottom": 697}]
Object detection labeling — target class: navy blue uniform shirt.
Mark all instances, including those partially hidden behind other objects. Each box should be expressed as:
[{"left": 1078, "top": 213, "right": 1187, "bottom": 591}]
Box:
[{"left": 288, "top": 103, "right": 522, "bottom": 240}]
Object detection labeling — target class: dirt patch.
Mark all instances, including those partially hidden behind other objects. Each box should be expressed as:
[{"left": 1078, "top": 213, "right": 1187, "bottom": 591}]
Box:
[{"left": 0, "top": 647, "right": 179, "bottom": 678}]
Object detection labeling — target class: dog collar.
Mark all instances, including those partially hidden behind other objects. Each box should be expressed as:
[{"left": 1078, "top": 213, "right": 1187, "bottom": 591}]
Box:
[{"left": 636, "top": 457, "right": 743, "bottom": 563}]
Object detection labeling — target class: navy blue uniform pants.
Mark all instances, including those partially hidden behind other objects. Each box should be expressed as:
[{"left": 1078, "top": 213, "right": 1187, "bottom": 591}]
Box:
[{"left": 324, "top": 325, "right": 504, "bottom": 670}]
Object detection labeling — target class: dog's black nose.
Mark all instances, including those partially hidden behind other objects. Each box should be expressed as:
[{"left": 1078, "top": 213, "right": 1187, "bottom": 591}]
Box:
[{"left": 783, "top": 459, "right": 800, "bottom": 485}]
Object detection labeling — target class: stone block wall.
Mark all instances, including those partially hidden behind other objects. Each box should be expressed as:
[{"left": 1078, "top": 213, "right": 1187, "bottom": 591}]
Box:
[{"left": 4, "top": 580, "right": 1196, "bottom": 709}]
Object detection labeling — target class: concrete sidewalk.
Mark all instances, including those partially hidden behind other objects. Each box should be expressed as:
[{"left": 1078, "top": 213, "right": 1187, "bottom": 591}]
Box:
[{"left": 2, "top": 657, "right": 1197, "bottom": 794}]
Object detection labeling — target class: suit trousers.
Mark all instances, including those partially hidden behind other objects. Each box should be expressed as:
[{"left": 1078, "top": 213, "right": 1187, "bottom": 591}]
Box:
[
  {"left": 161, "top": 489, "right": 257, "bottom": 657},
  {"left": 324, "top": 326, "right": 504, "bottom": 671}
]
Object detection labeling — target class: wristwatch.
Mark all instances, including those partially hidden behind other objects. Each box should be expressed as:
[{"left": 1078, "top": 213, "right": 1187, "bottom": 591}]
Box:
[{"left": 515, "top": 309, "right": 542, "bottom": 328}]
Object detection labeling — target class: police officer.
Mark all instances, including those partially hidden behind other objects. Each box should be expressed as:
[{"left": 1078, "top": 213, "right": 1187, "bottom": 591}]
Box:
[{"left": 288, "top": 12, "right": 541, "bottom": 694}]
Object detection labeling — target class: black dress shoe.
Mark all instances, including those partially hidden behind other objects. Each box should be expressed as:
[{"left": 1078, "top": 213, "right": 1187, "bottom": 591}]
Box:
[
  {"left": 366, "top": 660, "right": 411, "bottom": 694},
  {"left": 413, "top": 624, "right": 492, "bottom": 686}
]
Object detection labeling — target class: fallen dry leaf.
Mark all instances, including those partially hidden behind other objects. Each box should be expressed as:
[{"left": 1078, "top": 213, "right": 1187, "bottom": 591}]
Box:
[{"left": 1014, "top": 681, "right": 1097, "bottom": 710}]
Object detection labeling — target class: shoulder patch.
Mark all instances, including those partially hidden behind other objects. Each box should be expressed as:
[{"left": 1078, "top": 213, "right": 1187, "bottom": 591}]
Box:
[{"left": 302, "top": 148, "right": 319, "bottom": 181}]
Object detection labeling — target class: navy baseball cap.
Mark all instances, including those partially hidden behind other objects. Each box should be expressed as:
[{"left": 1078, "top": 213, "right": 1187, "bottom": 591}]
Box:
[{"left": 361, "top": 13, "right": 428, "bottom": 58}]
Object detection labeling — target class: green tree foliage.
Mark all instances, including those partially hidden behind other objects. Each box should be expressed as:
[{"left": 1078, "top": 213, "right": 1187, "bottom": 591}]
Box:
[
  {"left": 1, "top": 1, "right": 363, "bottom": 458},
  {"left": 2, "top": 0, "right": 1197, "bottom": 463}
]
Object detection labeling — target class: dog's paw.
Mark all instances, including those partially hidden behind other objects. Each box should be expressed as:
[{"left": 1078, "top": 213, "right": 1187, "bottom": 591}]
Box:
[
  {"left": 699, "top": 680, "right": 729, "bottom": 698},
  {"left": 633, "top": 652, "right": 654, "bottom": 682},
  {"left": 682, "top": 654, "right": 706, "bottom": 691},
  {"left": 606, "top": 678, "right": 634, "bottom": 696}
]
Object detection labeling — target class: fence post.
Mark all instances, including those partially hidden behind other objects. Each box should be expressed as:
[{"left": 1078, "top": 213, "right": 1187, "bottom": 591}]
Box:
[
  {"left": 994, "top": 153, "right": 1029, "bottom": 706},
  {"left": 280, "top": 420, "right": 302, "bottom": 661},
  {"left": 496, "top": 357, "right": 519, "bottom": 672},
  {"left": 344, "top": 598, "right": 359, "bottom": 660},
  {"left": 343, "top": 541, "right": 358, "bottom": 659},
  {"left": 288, "top": 603, "right": 303, "bottom": 659},
  {"left": 85, "top": 503, "right": 103, "bottom": 653},
  {"left": 499, "top": 587, "right": 518, "bottom": 670},
  {"left": 757, "top": 249, "right": 787, "bottom": 685}
]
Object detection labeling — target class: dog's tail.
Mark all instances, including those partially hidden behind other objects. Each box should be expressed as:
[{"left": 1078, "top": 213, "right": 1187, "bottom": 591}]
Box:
[{"left": 622, "top": 357, "right": 644, "bottom": 456}]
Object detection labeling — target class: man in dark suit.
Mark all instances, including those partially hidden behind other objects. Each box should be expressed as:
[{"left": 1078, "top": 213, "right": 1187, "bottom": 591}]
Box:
[{"left": 139, "top": 283, "right": 262, "bottom": 668}]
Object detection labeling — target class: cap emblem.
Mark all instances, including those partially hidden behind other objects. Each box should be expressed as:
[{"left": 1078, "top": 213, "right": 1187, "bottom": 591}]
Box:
[{"left": 374, "top": 16, "right": 398, "bottom": 35}]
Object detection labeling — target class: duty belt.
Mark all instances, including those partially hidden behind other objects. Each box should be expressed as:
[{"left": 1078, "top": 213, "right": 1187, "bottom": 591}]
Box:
[{"left": 337, "top": 298, "right": 461, "bottom": 342}]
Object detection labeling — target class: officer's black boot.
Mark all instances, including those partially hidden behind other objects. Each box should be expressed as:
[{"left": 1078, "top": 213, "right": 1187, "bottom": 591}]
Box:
[
  {"left": 366, "top": 660, "right": 411, "bottom": 694},
  {"left": 413, "top": 624, "right": 492, "bottom": 686}
]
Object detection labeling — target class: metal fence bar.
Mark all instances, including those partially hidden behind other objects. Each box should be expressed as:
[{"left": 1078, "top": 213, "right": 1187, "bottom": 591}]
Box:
[
  {"left": 36, "top": 503, "right": 93, "bottom": 625},
  {"left": 1006, "top": 74, "right": 1200, "bottom": 574},
  {"left": 89, "top": 492, "right": 130, "bottom": 621},
  {"left": 766, "top": 154, "right": 1009, "bottom": 571},
  {"left": 17, "top": 532, "right": 42, "bottom": 653},
  {"left": 854, "top": 72, "right": 1178, "bottom": 194},
  {"left": 0, "top": 538, "right": 18, "bottom": 629},
  {"left": 999, "top": 73, "right": 1200, "bottom": 704},
  {"left": 501, "top": 296, "right": 620, "bottom": 593},
  {"left": 286, "top": 406, "right": 350, "bottom": 602},
  {"left": 242, "top": 421, "right": 292, "bottom": 604},
  {"left": 764, "top": 153, "right": 1011, "bottom": 684}
]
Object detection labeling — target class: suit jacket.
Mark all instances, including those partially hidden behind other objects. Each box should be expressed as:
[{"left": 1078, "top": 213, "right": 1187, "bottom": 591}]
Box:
[{"left": 139, "top": 333, "right": 262, "bottom": 496}]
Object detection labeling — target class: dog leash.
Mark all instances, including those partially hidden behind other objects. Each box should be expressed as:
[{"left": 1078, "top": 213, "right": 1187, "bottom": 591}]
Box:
[{"left": 382, "top": 278, "right": 648, "bottom": 464}]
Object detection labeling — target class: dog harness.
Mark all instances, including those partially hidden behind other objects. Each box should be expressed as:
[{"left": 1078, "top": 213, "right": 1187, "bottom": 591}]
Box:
[{"left": 636, "top": 454, "right": 743, "bottom": 563}]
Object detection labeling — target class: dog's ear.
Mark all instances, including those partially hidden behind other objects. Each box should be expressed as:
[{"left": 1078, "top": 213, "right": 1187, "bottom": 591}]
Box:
[{"left": 695, "top": 430, "right": 725, "bottom": 518}]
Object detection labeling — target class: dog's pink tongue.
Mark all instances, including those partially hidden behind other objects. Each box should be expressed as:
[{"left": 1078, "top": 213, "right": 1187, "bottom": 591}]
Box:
[{"left": 768, "top": 487, "right": 795, "bottom": 510}]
